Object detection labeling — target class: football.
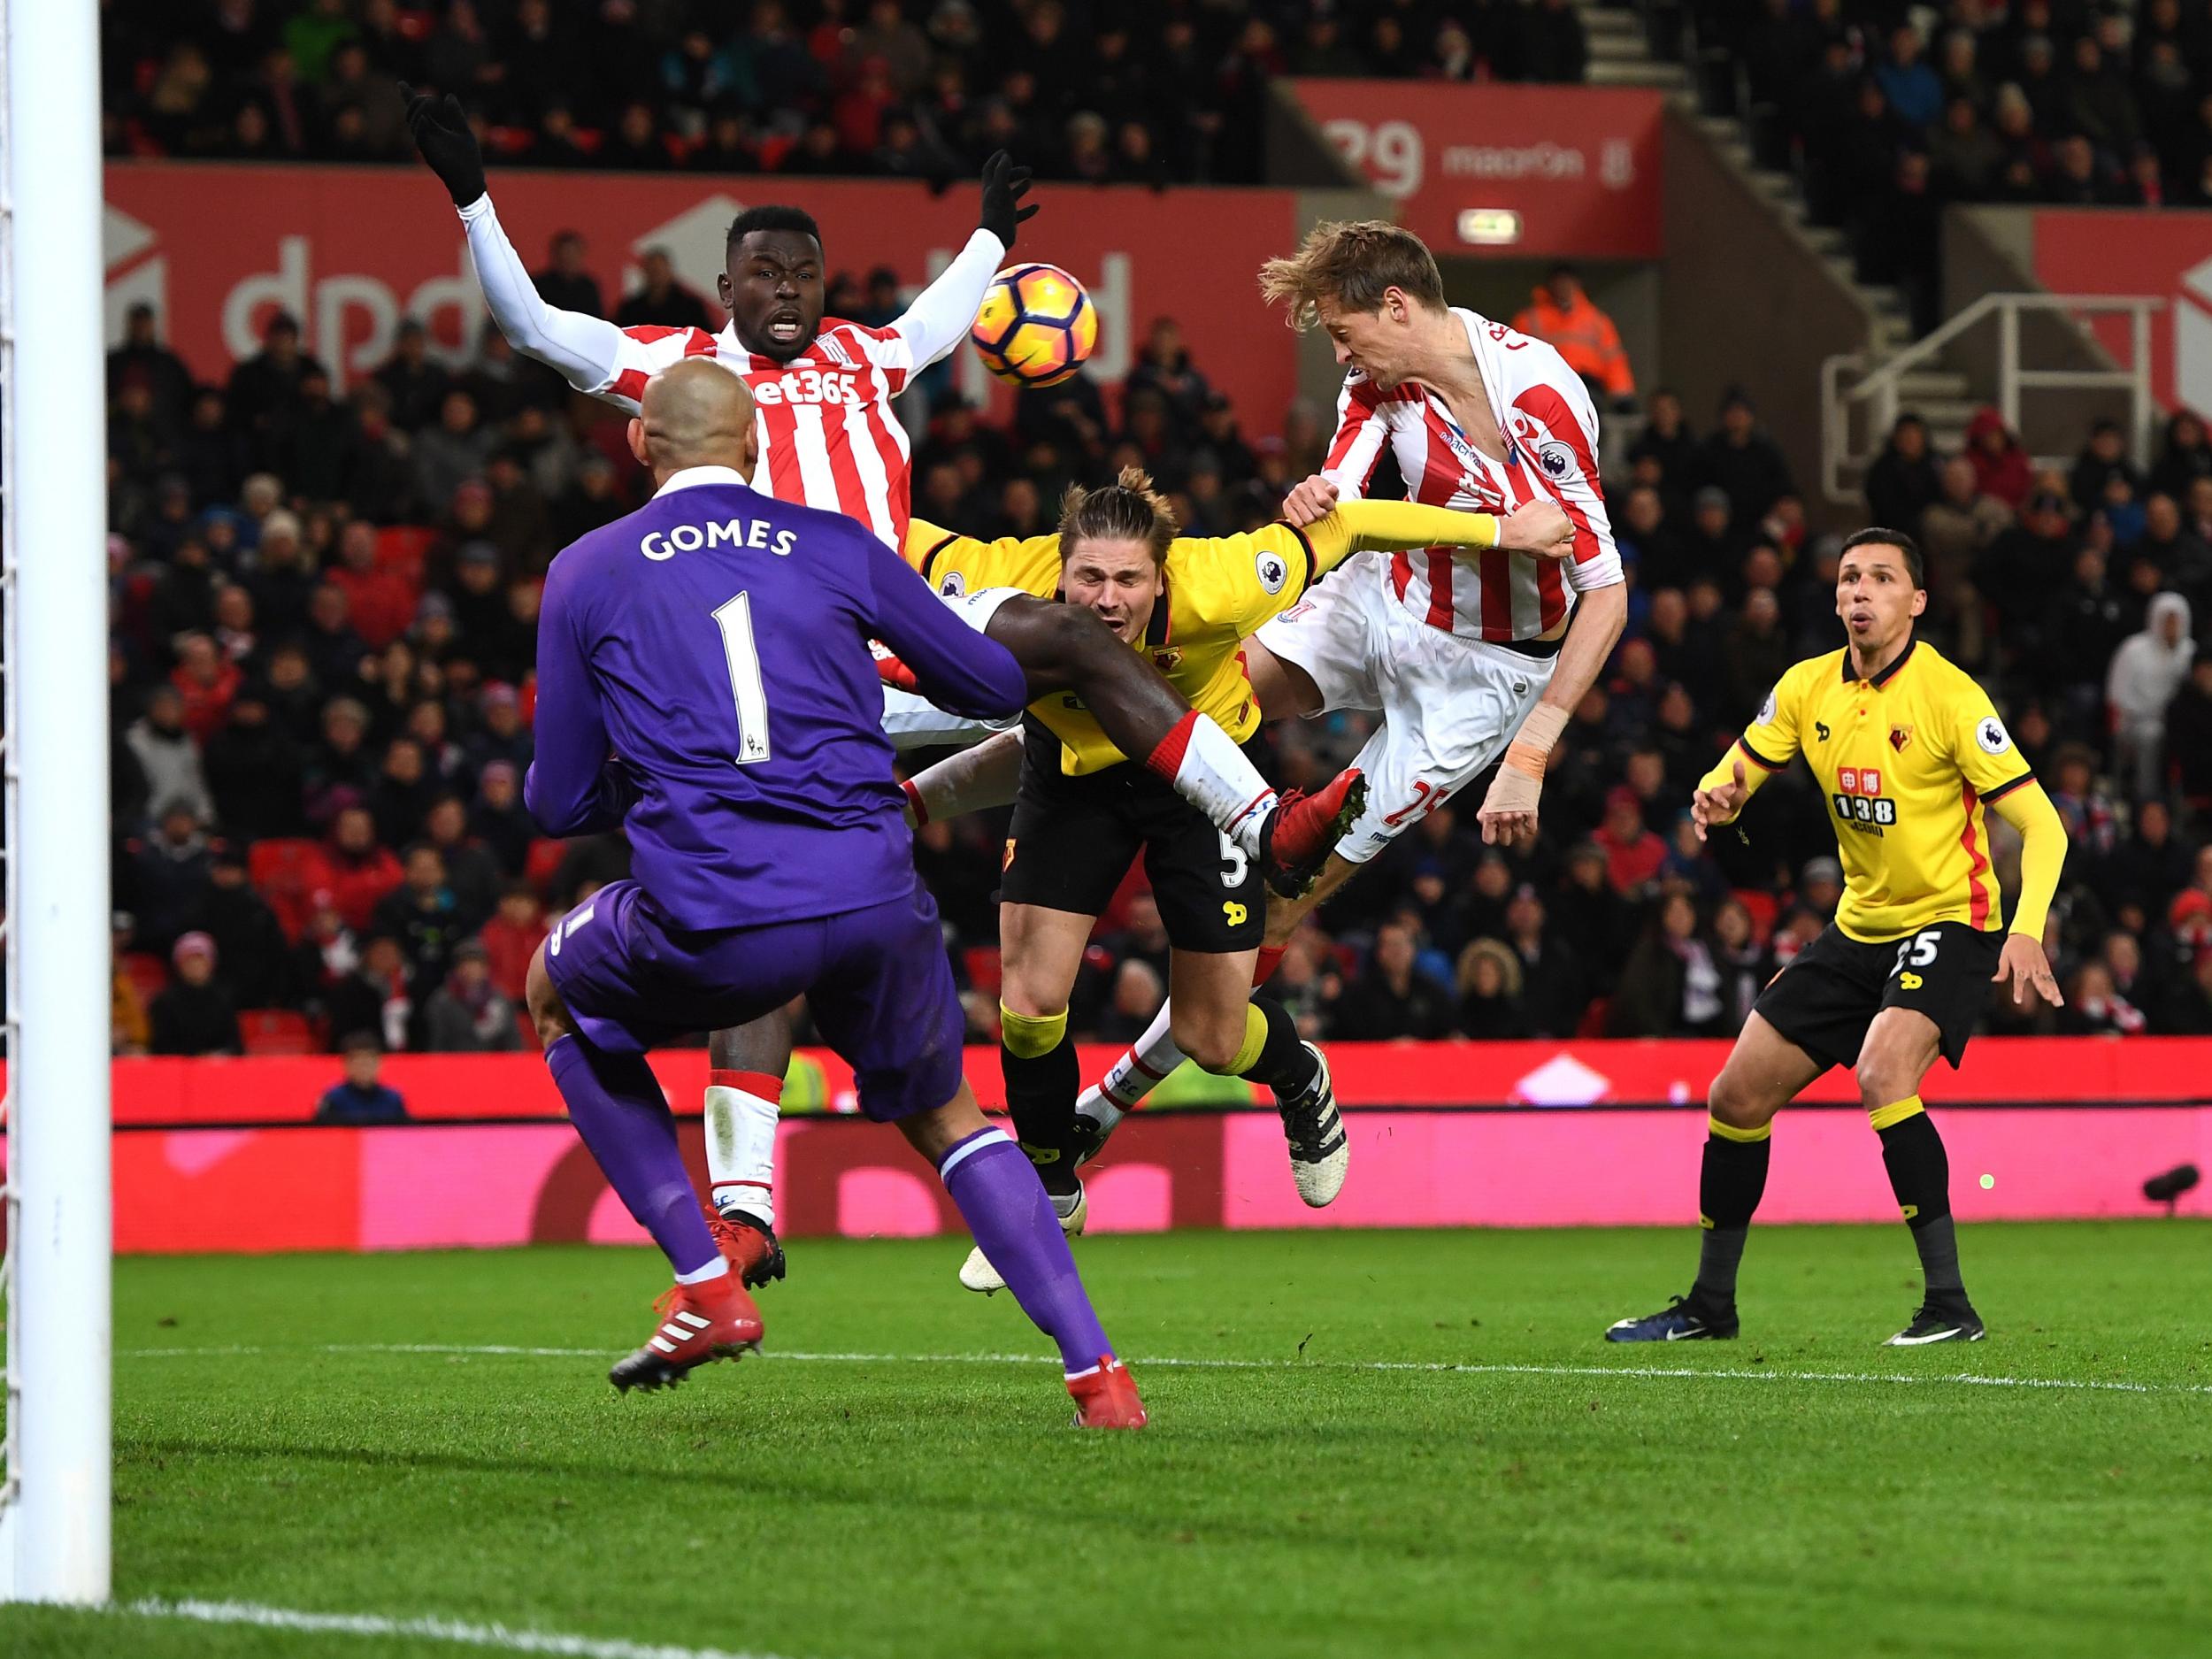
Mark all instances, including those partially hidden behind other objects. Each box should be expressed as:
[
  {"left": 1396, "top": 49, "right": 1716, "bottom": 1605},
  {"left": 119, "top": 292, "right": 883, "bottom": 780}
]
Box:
[{"left": 970, "top": 261, "right": 1098, "bottom": 388}]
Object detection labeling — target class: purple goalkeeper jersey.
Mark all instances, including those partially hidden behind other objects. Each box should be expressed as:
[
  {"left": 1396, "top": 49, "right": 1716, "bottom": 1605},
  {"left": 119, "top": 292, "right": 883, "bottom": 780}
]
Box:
[{"left": 526, "top": 465, "right": 1028, "bottom": 929}]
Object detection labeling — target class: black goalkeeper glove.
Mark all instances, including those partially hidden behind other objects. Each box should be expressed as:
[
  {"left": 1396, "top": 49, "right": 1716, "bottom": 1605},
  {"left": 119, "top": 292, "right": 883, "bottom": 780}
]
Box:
[
  {"left": 977, "top": 149, "right": 1037, "bottom": 249},
  {"left": 401, "top": 82, "right": 487, "bottom": 209}
]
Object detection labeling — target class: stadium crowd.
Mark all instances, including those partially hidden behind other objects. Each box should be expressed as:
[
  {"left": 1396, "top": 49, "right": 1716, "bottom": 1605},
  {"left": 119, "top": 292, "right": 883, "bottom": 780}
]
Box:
[
  {"left": 1714, "top": 0, "right": 2212, "bottom": 327},
  {"left": 102, "top": 257, "right": 2212, "bottom": 1060},
  {"left": 89, "top": 1, "right": 2212, "bottom": 1064},
  {"left": 104, "top": 0, "right": 1589, "bottom": 186}
]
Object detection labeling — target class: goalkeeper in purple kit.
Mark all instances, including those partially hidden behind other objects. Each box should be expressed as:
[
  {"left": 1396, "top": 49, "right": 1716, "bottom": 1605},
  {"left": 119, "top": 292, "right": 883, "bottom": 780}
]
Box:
[{"left": 523, "top": 358, "right": 1144, "bottom": 1427}]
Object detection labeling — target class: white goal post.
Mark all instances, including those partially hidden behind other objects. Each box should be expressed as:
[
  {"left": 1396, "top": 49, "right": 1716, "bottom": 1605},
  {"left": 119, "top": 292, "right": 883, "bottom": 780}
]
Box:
[{"left": 0, "top": 0, "right": 115, "bottom": 1606}]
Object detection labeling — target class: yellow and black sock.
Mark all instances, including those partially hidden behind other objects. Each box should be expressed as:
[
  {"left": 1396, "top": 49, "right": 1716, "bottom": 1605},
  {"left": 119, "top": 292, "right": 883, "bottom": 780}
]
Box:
[
  {"left": 1691, "top": 1116, "right": 1771, "bottom": 1309},
  {"left": 1213, "top": 995, "right": 1319, "bottom": 1097},
  {"left": 1874, "top": 1097, "right": 1963, "bottom": 1298},
  {"left": 1000, "top": 1004, "right": 1079, "bottom": 1196}
]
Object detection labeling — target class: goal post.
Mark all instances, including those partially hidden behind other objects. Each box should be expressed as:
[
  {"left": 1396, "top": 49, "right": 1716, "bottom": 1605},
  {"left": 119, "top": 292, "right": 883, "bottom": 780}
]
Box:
[{"left": 0, "top": 0, "right": 115, "bottom": 1606}]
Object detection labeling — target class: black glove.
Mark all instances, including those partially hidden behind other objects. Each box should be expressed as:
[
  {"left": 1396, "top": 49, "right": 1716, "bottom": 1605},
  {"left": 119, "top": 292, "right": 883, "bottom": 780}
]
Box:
[
  {"left": 977, "top": 149, "right": 1037, "bottom": 249},
  {"left": 400, "top": 82, "right": 487, "bottom": 209}
]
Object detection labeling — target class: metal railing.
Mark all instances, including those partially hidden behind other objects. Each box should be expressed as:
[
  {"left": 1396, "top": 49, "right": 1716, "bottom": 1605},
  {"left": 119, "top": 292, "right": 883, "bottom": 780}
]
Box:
[{"left": 1821, "top": 292, "right": 2163, "bottom": 505}]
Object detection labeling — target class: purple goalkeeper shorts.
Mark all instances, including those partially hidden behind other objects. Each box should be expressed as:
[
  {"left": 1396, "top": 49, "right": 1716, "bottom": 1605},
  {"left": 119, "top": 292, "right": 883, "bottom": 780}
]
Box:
[{"left": 541, "top": 878, "right": 966, "bottom": 1123}]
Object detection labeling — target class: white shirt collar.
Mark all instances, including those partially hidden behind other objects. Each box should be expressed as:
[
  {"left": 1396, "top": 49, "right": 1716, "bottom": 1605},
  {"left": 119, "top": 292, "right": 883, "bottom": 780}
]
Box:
[{"left": 653, "top": 464, "right": 754, "bottom": 499}]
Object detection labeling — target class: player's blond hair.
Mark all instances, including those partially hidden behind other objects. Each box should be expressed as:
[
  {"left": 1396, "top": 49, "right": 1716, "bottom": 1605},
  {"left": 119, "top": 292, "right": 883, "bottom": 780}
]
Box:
[
  {"left": 1257, "top": 219, "right": 1447, "bottom": 332},
  {"left": 1058, "top": 466, "right": 1179, "bottom": 567}
]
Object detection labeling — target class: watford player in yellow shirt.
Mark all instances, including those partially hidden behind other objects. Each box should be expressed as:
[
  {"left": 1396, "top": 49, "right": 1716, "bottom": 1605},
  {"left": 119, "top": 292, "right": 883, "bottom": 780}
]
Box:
[
  {"left": 913, "top": 469, "right": 1573, "bottom": 1290},
  {"left": 1609, "top": 529, "right": 2067, "bottom": 1348}
]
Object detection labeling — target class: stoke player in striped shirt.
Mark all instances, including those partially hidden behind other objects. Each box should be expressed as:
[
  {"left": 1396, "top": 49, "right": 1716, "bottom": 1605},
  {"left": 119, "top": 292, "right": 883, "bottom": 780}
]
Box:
[
  {"left": 1073, "top": 221, "right": 1632, "bottom": 1178},
  {"left": 404, "top": 85, "right": 1029, "bottom": 552}
]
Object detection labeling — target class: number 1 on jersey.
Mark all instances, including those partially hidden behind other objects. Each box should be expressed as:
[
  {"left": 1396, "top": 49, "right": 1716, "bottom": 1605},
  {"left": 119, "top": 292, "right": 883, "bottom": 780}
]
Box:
[{"left": 711, "top": 591, "right": 772, "bottom": 764}]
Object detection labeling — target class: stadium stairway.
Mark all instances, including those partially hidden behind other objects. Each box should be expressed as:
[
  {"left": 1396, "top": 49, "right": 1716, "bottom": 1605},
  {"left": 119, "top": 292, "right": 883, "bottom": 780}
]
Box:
[
  {"left": 1579, "top": 4, "right": 1694, "bottom": 91},
  {"left": 1603, "top": 4, "right": 1983, "bottom": 502}
]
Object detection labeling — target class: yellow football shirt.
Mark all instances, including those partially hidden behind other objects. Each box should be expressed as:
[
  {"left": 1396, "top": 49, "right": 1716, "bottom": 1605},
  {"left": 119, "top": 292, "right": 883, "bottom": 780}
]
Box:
[
  {"left": 903, "top": 500, "right": 1501, "bottom": 775},
  {"left": 1704, "top": 636, "right": 2034, "bottom": 941}
]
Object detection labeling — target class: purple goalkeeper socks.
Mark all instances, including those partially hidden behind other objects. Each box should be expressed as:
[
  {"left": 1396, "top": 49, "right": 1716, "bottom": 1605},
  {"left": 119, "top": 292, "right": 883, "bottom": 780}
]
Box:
[
  {"left": 938, "top": 1126, "right": 1113, "bottom": 1372},
  {"left": 546, "top": 1035, "right": 719, "bottom": 1277}
]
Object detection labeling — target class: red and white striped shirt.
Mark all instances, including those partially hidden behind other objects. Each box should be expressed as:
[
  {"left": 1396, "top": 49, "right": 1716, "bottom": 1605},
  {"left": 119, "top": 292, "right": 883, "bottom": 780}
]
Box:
[
  {"left": 599, "top": 318, "right": 925, "bottom": 549},
  {"left": 1320, "top": 307, "right": 1624, "bottom": 643},
  {"left": 457, "top": 196, "right": 1006, "bottom": 552}
]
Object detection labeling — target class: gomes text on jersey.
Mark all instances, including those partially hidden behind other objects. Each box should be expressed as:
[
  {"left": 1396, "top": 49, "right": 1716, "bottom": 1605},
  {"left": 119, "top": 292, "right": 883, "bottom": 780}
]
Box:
[
  {"left": 639, "top": 513, "right": 799, "bottom": 561},
  {"left": 1734, "top": 636, "right": 2033, "bottom": 941}
]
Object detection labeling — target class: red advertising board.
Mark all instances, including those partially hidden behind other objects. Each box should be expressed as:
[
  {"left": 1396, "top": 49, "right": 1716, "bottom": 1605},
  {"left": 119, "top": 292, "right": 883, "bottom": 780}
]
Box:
[
  {"left": 2030, "top": 208, "right": 2212, "bottom": 416},
  {"left": 61, "top": 1100, "right": 2212, "bottom": 1255},
  {"left": 25, "top": 1036, "right": 2210, "bottom": 1129},
  {"left": 1286, "top": 81, "right": 1664, "bottom": 259},
  {"left": 103, "top": 163, "right": 1302, "bottom": 425},
  {"left": 9, "top": 1040, "right": 2200, "bottom": 1253}
]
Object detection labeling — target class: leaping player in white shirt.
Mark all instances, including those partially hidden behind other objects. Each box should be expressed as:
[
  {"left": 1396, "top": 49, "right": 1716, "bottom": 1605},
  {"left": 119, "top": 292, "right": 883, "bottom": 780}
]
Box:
[{"left": 1068, "top": 220, "right": 1630, "bottom": 1193}]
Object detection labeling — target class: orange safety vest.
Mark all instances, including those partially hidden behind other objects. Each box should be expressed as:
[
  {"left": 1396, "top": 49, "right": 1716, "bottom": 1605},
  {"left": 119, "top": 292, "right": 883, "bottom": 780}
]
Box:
[{"left": 1511, "top": 288, "right": 1633, "bottom": 398}]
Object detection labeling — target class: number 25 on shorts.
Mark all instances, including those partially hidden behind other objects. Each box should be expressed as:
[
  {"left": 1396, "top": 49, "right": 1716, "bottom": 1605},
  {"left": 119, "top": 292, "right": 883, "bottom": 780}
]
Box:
[{"left": 1381, "top": 780, "right": 1446, "bottom": 829}]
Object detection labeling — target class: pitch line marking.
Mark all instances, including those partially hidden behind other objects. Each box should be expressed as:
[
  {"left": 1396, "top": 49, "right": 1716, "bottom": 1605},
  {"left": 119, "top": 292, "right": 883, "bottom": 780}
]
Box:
[
  {"left": 108, "top": 1597, "right": 802, "bottom": 1659},
  {"left": 119, "top": 1342, "right": 2211, "bottom": 1396}
]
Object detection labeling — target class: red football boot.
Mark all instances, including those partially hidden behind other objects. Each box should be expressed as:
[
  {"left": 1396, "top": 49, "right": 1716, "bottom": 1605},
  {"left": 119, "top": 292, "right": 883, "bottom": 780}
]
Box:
[
  {"left": 609, "top": 1271, "right": 764, "bottom": 1393},
  {"left": 1257, "top": 768, "right": 1365, "bottom": 898},
  {"left": 703, "top": 1202, "right": 788, "bottom": 1288},
  {"left": 1066, "top": 1356, "right": 1148, "bottom": 1429}
]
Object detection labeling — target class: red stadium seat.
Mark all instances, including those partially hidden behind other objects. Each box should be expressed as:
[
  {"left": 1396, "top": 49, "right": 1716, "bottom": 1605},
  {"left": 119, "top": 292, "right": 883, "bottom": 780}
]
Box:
[
  {"left": 525, "top": 837, "right": 569, "bottom": 895},
  {"left": 1576, "top": 997, "right": 1611, "bottom": 1039},
  {"left": 249, "top": 837, "right": 327, "bottom": 941},
  {"left": 963, "top": 946, "right": 1002, "bottom": 997},
  {"left": 121, "top": 951, "right": 169, "bottom": 1006},
  {"left": 239, "top": 1009, "right": 315, "bottom": 1056}
]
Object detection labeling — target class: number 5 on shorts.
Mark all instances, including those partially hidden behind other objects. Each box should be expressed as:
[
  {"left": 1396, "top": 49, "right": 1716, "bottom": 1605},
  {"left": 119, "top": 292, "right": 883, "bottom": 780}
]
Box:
[
  {"left": 1217, "top": 831, "right": 1248, "bottom": 887},
  {"left": 1892, "top": 930, "right": 1940, "bottom": 977}
]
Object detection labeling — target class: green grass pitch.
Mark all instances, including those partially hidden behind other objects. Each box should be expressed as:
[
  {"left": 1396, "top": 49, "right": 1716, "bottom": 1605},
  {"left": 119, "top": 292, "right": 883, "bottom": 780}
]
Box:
[{"left": 5, "top": 1221, "right": 2209, "bottom": 1658}]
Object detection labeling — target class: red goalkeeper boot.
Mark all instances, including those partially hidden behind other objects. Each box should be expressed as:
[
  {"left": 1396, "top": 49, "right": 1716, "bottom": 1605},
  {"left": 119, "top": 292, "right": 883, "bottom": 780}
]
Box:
[
  {"left": 1066, "top": 1356, "right": 1148, "bottom": 1430},
  {"left": 703, "top": 1202, "right": 788, "bottom": 1288},
  {"left": 609, "top": 1271, "right": 764, "bottom": 1394},
  {"left": 1257, "top": 768, "right": 1365, "bottom": 898}
]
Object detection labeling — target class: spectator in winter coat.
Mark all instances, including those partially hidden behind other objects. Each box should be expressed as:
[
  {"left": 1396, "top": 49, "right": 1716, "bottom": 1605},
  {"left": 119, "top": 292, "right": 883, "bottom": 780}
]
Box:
[
  {"left": 1455, "top": 938, "right": 1533, "bottom": 1040},
  {"left": 192, "top": 848, "right": 294, "bottom": 1010},
  {"left": 125, "top": 806, "right": 217, "bottom": 954},
  {"left": 1594, "top": 786, "right": 1666, "bottom": 896},
  {"left": 2106, "top": 592, "right": 2195, "bottom": 798},
  {"left": 326, "top": 520, "right": 415, "bottom": 649},
  {"left": 170, "top": 632, "right": 242, "bottom": 741},
  {"left": 422, "top": 941, "right": 522, "bottom": 1052},
  {"left": 319, "top": 805, "right": 405, "bottom": 932},
  {"left": 124, "top": 684, "right": 216, "bottom": 824},
  {"left": 477, "top": 883, "right": 549, "bottom": 1003},
  {"left": 150, "top": 932, "right": 242, "bottom": 1056},
  {"left": 1863, "top": 414, "right": 1943, "bottom": 533},
  {"left": 1701, "top": 390, "right": 1794, "bottom": 529},
  {"left": 1964, "top": 406, "right": 2034, "bottom": 509},
  {"left": 1328, "top": 921, "right": 1455, "bottom": 1040}
]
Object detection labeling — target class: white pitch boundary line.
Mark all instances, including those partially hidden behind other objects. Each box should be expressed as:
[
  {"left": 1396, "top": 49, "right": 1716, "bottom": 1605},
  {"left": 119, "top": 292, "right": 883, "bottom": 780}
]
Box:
[
  {"left": 109, "top": 1597, "right": 799, "bottom": 1659},
  {"left": 117, "top": 1342, "right": 2212, "bottom": 1396}
]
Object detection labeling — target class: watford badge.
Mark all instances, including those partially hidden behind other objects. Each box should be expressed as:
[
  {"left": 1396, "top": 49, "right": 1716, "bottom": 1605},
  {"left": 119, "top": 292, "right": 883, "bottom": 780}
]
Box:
[
  {"left": 1888, "top": 724, "right": 1914, "bottom": 753},
  {"left": 1152, "top": 648, "right": 1183, "bottom": 673}
]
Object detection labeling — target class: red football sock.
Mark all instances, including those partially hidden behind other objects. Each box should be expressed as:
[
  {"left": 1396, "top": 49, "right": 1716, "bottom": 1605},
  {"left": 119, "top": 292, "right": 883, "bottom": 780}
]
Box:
[
  {"left": 710, "top": 1068, "right": 784, "bottom": 1104},
  {"left": 1143, "top": 710, "right": 1200, "bottom": 781},
  {"left": 1254, "top": 945, "right": 1287, "bottom": 987}
]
